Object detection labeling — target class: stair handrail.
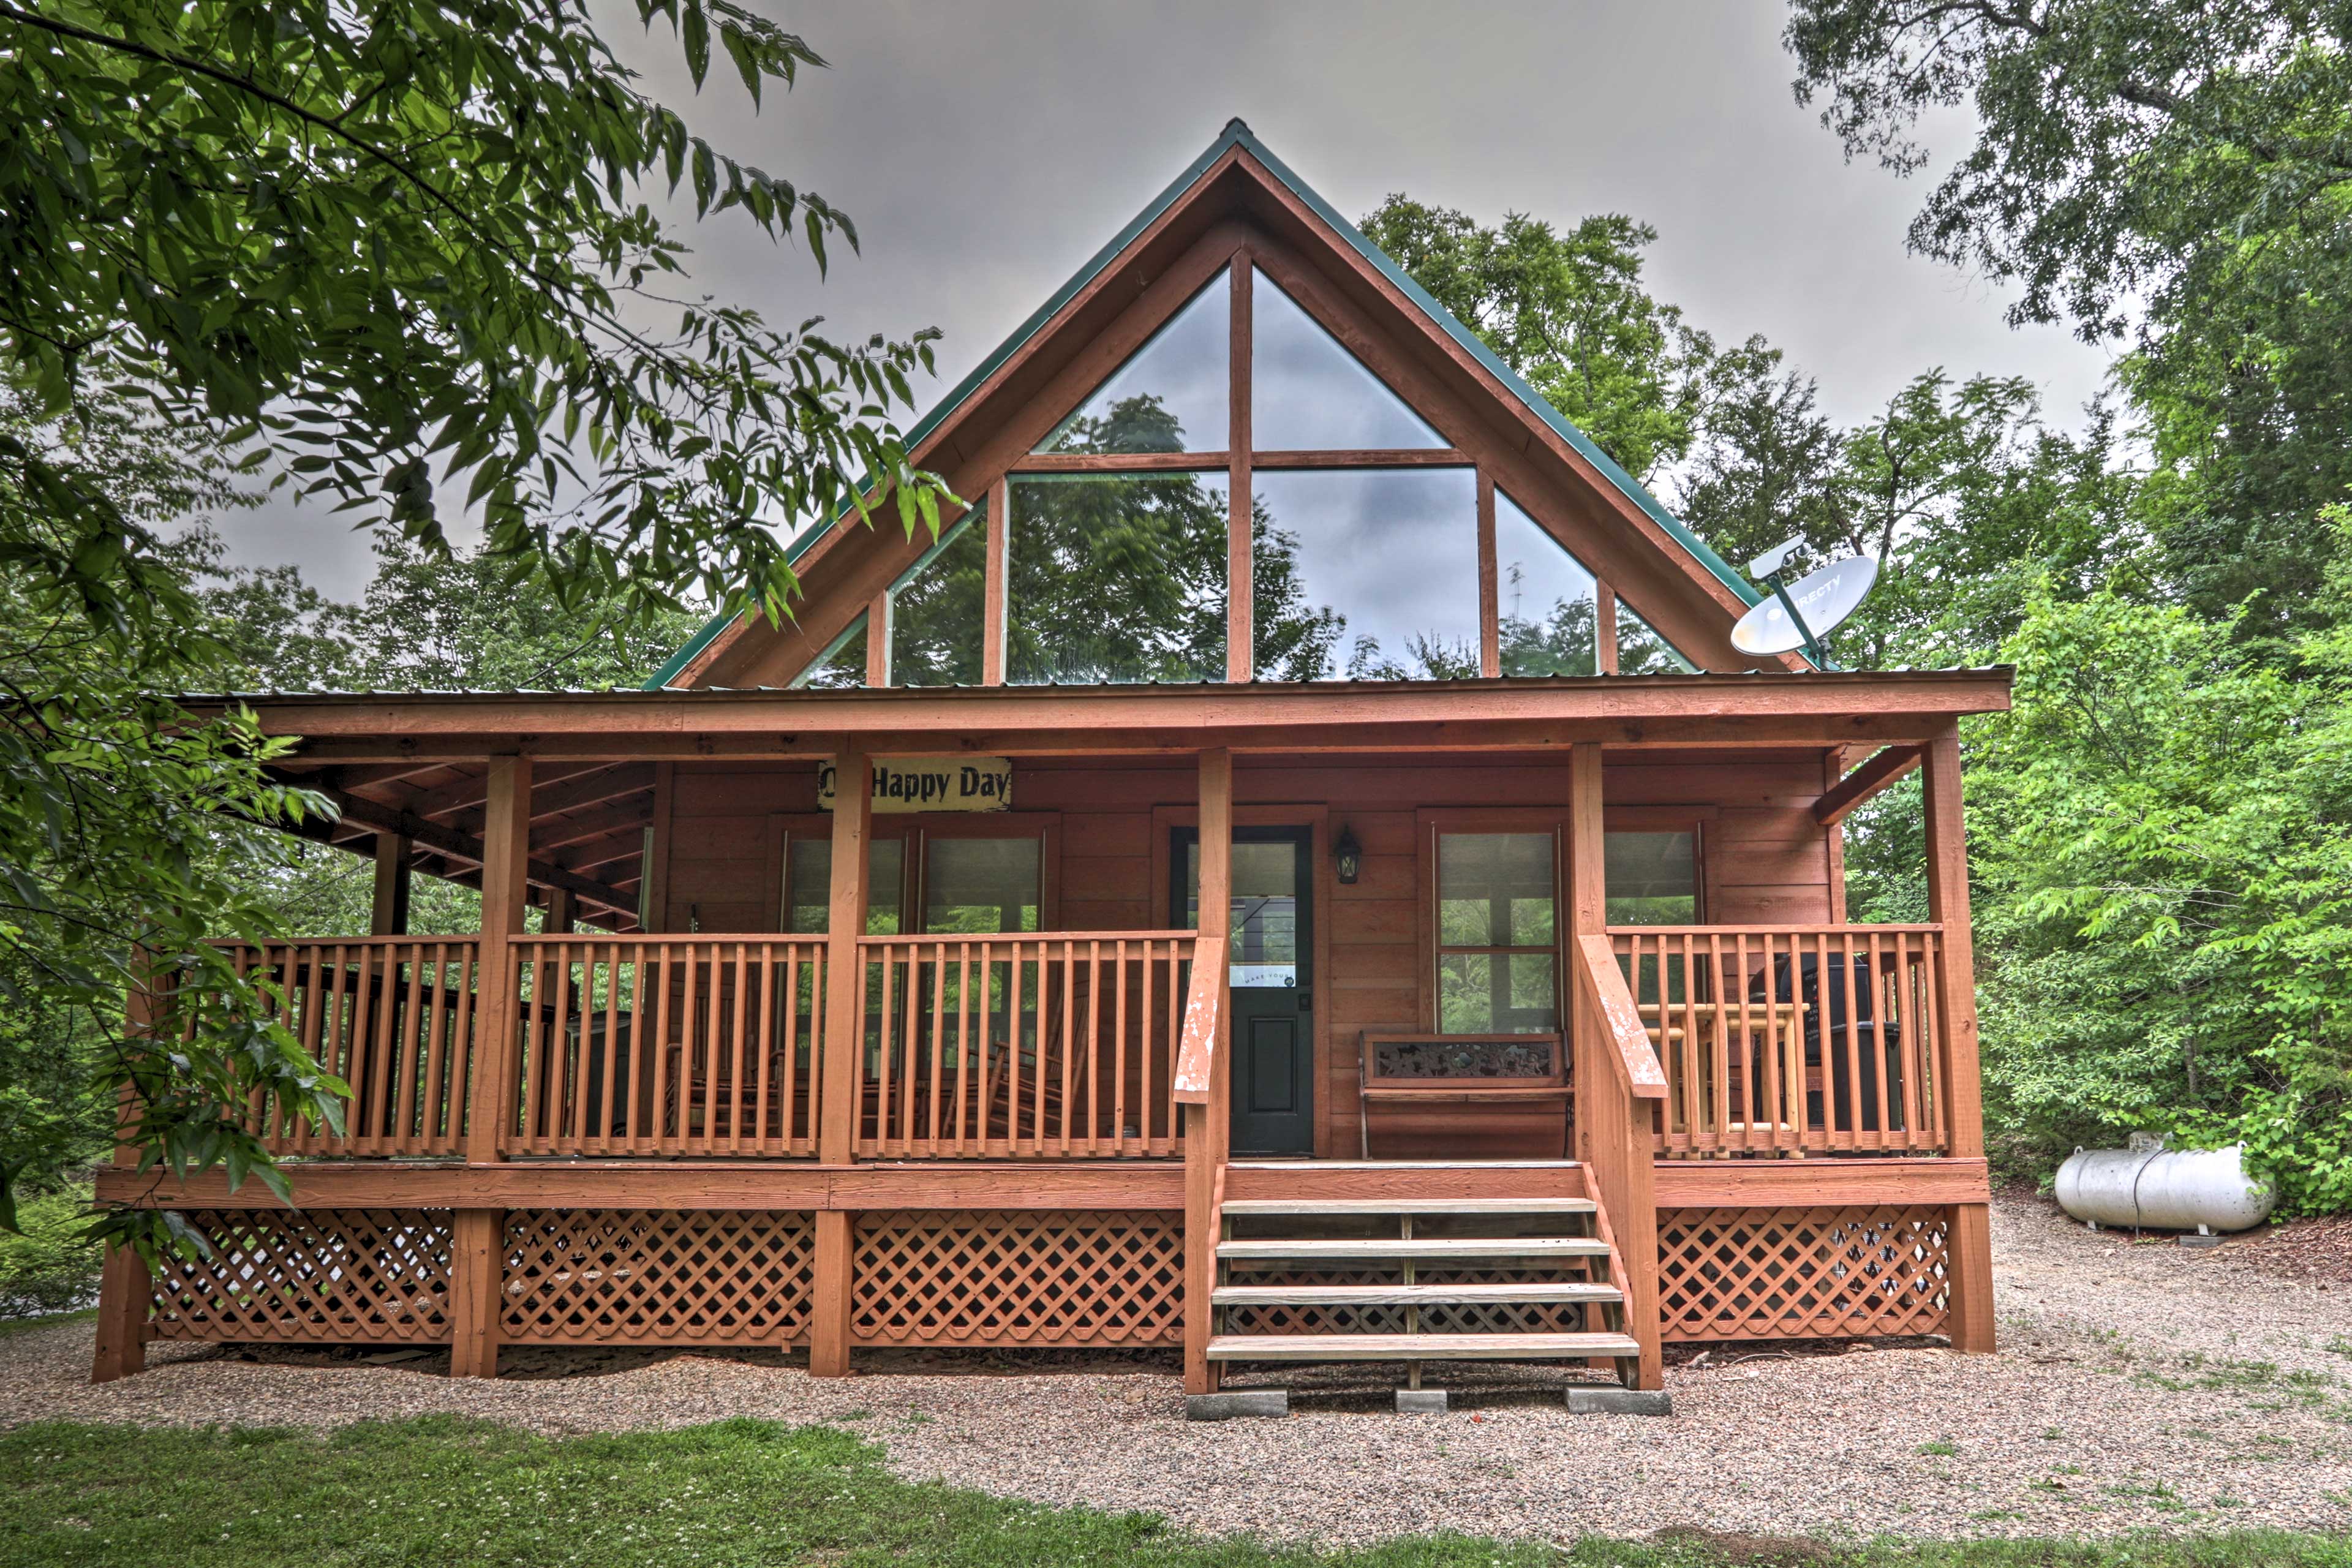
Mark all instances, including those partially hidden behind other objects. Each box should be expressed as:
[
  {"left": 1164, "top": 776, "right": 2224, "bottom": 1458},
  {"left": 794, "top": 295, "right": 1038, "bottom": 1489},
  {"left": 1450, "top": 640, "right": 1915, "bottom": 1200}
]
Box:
[
  {"left": 1573, "top": 935, "right": 1670, "bottom": 1101},
  {"left": 1172, "top": 933, "right": 1226, "bottom": 1105}
]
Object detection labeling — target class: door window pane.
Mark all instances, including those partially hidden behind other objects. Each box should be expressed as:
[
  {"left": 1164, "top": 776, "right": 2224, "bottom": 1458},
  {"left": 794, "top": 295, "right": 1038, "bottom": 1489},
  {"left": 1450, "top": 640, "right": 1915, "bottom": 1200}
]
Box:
[
  {"left": 889, "top": 511, "right": 987, "bottom": 687},
  {"left": 1251, "top": 468, "right": 1479, "bottom": 680},
  {"left": 1036, "top": 269, "right": 1228, "bottom": 454},
  {"left": 1616, "top": 599, "right": 1698, "bottom": 674},
  {"left": 1434, "top": 832, "right": 1557, "bottom": 1033},
  {"left": 784, "top": 837, "right": 904, "bottom": 935},
  {"left": 923, "top": 837, "right": 1042, "bottom": 933},
  {"left": 1183, "top": 838, "right": 1302, "bottom": 988},
  {"left": 1495, "top": 491, "right": 1600, "bottom": 677},
  {"left": 791, "top": 614, "right": 867, "bottom": 690},
  {"left": 1008, "top": 473, "right": 1227, "bottom": 683},
  {"left": 1251, "top": 268, "right": 1444, "bottom": 451},
  {"left": 1605, "top": 831, "right": 1697, "bottom": 925}
]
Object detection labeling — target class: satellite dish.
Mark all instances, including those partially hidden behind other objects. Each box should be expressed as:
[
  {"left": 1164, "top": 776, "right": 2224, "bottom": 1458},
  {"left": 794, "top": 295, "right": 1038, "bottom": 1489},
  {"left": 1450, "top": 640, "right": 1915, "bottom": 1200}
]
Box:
[{"left": 1732, "top": 554, "right": 1879, "bottom": 661}]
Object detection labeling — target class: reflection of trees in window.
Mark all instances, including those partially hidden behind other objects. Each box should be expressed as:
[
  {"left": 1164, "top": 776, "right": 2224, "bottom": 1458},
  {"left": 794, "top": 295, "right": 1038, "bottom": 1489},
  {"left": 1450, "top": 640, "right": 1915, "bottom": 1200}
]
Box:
[
  {"left": 1495, "top": 490, "right": 1599, "bottom": 677},
  {"left": 1036, "top": 268, "right": 1227, "bottom": 456},
  {"left": 1011, "top": 397, "right": 1227, "bottom": 684},
  {"left": 1499, "top": 570, "right": 1598, "bottom": 679},
  {"left": 1436, "top": 832, "right": 1558, "bottom": 1033},
  {"left": 1249, "top": 468, "right": 1480, "bottom": 681},
  {"left": 889, "top": 511, "right": 987, "bottom": 687},
  {"left": 792, "top": 614, "right": 867, "bottom": 689},
  {"left": 1616, "top": 600, "right": 1697, "bottom": 674},
  {"left": 1250, "top": 517, "right": 1343, "bottom": 680}
]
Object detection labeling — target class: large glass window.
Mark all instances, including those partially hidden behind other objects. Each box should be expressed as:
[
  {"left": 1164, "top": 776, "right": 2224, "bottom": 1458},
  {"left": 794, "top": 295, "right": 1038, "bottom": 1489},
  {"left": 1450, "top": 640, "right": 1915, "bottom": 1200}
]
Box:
[
  {"left": 1616, "top": 600, "right": 1698, "bottom": 674},
  {"left": 1495, "top": 491, "right": 1600, "bottom": 677},
  {"left": 783, "top": 836, "right": 905, "bottom": 934},
  {"left": 1436, "top": 832, "right": 1558, "bottom": 1033},
  {"left": 1037, "top": 269, "right": 1228, "bottom": 455},
  {"left": 791, "top": 614, "right": 867, "bottom": 690},
  {"left": 923, "top": 837, "right": 1042, "bottom": 933},
  {"left": 888, "top": 510, "right": 987, "bottom": 687},
  {"left": 1008, "top": 473, "right": 1227, "bottom": 684},
  {"left": 1251, "top": 468, "right": 1479, "bottom": 680},
  {"left": 1251, "top": 268, "right": 1444, "bottom": 451},
  {"left": 1605, "top": 831, "right": 1698, "bottom": 925}
]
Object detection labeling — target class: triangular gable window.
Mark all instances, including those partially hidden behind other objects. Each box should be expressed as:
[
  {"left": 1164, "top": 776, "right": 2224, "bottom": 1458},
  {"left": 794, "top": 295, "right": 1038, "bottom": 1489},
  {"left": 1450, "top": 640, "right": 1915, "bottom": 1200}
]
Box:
[
  {"left": 888, "top": 507, "right": 987, "bottom": 687},
  {"left": 1252, "top": 267, "right": 1444, "bottom": 451},
  {"left": 1494, "top": 490, "right": 1599, "bottom": 678},
  {"left": 1616, "top": 600, "right": 1698, "bottom": 674},
  {"left": 1036, "top": 269, "right": 1229, "bottom": 455},
  {"left": 790, "top": 612, "right": 868, "bottom": 689}
]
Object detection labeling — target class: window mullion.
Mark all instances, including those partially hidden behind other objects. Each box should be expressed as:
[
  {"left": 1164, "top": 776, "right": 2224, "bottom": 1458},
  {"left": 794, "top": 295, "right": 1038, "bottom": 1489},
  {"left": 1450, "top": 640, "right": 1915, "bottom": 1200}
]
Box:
[{"left": 1227, "top": 251, "right": 1253, "bottom": 682}]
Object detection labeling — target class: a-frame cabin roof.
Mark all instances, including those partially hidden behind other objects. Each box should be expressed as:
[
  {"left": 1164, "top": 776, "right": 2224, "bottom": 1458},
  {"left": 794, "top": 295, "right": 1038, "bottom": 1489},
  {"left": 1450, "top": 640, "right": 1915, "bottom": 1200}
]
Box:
[{"left": 652, "top": 118, "right": 1781, "bottom": 690}]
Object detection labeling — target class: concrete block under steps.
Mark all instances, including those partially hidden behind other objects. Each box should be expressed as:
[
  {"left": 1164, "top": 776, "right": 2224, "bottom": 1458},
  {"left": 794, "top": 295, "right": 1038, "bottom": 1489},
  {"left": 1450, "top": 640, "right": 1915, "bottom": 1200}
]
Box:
[
  {"left": 1566, "top": 1386, "right": 1672, "bottom": 1417},
  {"left": 1185, "top": 1389, "right": 1288, "bottom": 1421},
  {"left": 1395, "top": 1389, "right": 1448, "bottom": 1414}
]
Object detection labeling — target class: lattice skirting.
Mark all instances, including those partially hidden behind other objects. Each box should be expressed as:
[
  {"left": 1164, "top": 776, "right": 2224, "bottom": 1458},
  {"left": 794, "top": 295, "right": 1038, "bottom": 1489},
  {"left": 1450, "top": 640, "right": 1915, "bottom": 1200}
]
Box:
[
  {"left": 1657, "top": 1205, "right": 1951, "bottom": 1343},
  {"left": 503, "top": 1210, "right": 816, "bottom": 1346},
  {"left": 851, "top": 1210, "right": 1183, "bottom": 1348},
  {"left": 149, "top": 1208, "right": 453, "bottom": 1343}
]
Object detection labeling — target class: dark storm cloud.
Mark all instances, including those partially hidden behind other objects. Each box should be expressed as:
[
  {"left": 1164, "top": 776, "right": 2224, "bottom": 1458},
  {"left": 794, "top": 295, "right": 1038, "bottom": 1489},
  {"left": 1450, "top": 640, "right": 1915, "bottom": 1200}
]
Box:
[{"left": 218, "top": 1, "right": 2116, "bottom": 598}]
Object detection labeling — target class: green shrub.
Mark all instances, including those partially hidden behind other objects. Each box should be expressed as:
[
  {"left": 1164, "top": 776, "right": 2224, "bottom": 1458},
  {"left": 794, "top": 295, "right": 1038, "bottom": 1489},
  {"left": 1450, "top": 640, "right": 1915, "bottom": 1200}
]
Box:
[{"left": 0, "top": 1183, "right": 100, "bottom": 1318}]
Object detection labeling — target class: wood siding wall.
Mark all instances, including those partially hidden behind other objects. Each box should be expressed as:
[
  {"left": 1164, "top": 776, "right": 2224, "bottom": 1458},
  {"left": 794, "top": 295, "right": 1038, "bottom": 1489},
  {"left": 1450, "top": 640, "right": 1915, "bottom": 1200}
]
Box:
[{"left": 657, "top": 752, "right": 1844, "bottom": 1157}]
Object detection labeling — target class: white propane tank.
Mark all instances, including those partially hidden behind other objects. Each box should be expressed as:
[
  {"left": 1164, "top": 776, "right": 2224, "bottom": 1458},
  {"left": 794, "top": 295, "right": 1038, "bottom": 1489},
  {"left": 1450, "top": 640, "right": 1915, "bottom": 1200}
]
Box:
[{"left": 2054, "top": 1137, "right": 2275, "bottom": 1233}]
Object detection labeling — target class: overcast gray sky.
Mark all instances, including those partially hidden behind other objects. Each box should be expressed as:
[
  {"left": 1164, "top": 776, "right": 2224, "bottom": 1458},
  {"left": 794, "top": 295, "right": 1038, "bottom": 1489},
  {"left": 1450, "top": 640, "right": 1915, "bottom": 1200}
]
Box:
[{"left": 219, "top": 1, "right": 2119, "bottom": 600}]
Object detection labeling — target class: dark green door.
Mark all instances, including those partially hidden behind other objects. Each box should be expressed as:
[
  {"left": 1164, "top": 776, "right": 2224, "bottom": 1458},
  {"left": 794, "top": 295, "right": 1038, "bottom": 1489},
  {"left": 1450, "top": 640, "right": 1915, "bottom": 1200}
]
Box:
[{"left": 1174, "top": 826, "right": 1314, "bottom": 1155}]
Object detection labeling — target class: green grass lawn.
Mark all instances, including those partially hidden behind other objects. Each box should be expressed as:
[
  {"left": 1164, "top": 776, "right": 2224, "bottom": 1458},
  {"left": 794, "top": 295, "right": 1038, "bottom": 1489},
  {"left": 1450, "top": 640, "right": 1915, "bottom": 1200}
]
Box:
[{"left": 0, "top": 1416, "right": 2346, "bottom": 1568}]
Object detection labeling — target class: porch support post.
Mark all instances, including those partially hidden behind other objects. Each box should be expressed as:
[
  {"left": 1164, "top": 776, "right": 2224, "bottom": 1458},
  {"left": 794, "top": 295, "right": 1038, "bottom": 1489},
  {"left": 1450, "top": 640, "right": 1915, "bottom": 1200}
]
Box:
[
  {"left": 371, "top": 832, "right": 412, "bottom": 935},
  {"left": 91, "top": 1243, "right": 151, "bottom": 1383},
  {"left": 452, "top": 755, "right": 528, "bottom": 1379},
  {"left": 1183, "top": 747, "right": 1234, "bottom": 1396},
  {"left": 1921, "top": 724, "right": 1995, "bottom": 1353},
  {"left": 812, "top": 744, "right": 873, "bottom": 1378},
  {"left": 1569, "top": 742, "right": 1663, "bottom": 1390},
  {"left": 93, "top": 949, "right": 162, "bottom": 1382}
]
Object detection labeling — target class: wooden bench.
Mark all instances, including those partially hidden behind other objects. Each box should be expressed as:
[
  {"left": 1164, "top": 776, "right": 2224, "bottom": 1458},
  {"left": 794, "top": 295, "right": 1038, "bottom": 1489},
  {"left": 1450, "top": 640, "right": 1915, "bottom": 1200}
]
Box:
[{"left": 1357, "top": 1032, "right": 1570, "bottom": 1159}]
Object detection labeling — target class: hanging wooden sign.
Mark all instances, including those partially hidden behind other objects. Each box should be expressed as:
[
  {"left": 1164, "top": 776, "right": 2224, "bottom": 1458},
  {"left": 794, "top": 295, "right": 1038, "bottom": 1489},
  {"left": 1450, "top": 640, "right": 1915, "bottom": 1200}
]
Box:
[{"left": 818, "top": 757, "right": 1013, "bottom": 813}]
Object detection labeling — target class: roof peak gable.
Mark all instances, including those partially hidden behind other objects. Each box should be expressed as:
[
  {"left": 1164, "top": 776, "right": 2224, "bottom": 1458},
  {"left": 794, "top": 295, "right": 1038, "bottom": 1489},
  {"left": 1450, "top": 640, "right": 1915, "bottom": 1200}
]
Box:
[{"left": 650, "top": 120, "right": 1759, "bottom": 688}]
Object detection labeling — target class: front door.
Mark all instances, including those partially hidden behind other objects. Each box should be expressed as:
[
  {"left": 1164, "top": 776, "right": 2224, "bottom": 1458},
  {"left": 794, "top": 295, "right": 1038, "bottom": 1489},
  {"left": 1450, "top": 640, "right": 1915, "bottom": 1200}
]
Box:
[{"left": 1174, "top": 826, "right": 1314, "bottom": 1155}]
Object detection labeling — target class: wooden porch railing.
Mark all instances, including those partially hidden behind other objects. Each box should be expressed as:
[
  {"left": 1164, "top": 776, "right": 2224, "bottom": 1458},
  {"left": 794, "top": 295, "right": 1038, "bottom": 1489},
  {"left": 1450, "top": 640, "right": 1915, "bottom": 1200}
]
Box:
[
  {"left": 1607, "top": 925, "right": 1950, "bottom": 1157},
  {"left": 221, "top": 939, "right": 478, "bottom": 1157},
  {"left": 855, "top": 932, "right": 1202, "bottom": 1158},
  {"left": 504, "top": 937, "right": 826, "bottom": 1157}
]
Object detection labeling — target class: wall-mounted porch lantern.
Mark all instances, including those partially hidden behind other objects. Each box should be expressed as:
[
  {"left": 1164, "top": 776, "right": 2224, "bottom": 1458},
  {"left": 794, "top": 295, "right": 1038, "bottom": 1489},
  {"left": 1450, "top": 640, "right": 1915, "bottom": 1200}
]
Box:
[{"left": 1333, "top": 824, "right": 1363, "bottom": 885}]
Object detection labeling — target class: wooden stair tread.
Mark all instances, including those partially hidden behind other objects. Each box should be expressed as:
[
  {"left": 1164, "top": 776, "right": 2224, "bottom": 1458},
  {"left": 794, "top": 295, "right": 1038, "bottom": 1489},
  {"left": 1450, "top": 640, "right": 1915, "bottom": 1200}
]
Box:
[
  {"left": 1226, "top": 1159, "right": 1580, "bottom": 1170},
  {"left": 1207, "top": 1331, "right": 1642, "bottom": 1362},
  {"left": 1221, "top": 1197, "right": 1593, "bottom": 1216},
  {"left": 1217, "top": 1237, "right": 1608, "bottom": 1259},
  {"left": 1213, "top": 1281, "right": 1619, "bottom": 1306}
]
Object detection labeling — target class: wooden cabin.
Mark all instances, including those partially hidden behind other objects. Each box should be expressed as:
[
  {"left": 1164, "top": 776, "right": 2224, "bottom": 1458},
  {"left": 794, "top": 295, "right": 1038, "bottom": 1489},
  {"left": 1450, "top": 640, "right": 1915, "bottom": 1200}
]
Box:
[{"left": 92, "top": 122, "right": 2004, "bottom": 1414}]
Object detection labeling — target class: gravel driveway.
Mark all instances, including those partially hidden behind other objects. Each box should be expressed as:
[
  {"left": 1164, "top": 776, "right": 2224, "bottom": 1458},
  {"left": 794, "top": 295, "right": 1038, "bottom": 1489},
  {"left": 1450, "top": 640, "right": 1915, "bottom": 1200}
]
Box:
[{"left": 4, "top": 1196, "right": 2348, "bottom": 1546}]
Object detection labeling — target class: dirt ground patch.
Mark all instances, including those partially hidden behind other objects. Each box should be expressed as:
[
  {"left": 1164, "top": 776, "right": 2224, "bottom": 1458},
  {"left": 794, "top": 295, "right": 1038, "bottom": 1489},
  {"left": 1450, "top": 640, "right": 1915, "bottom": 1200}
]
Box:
[{"left": 3, "top": 1195, "right": 2348, "bottom": 1547}]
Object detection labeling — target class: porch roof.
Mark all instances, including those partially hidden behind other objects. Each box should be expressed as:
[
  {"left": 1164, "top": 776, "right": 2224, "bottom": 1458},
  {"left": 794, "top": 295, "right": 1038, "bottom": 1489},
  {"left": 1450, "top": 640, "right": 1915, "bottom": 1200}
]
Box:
[{"left": 214, "top": 668, "right": 2008, "bottom": 933}]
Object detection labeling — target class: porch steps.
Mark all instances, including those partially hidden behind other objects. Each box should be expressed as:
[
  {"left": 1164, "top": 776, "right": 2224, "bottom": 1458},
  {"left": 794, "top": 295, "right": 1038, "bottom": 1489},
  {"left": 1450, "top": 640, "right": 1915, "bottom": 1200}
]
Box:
[
  {"left": 1202, "top": 1160, "right": 1654, "bottom": 1410},
  {"left": 1209, "top": 1331, "right": 1642, "bottom": 1362}
]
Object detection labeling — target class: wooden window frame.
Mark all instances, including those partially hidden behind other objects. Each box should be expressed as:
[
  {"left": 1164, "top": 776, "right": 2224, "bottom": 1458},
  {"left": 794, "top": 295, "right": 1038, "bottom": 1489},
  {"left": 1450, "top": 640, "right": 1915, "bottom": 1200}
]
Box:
[
  {"left": 766, "top": 810, "right": 1062, "bottom": 936},
  {"left": 1414, "top": 807, "right": 1567, "bottom": 1038}
]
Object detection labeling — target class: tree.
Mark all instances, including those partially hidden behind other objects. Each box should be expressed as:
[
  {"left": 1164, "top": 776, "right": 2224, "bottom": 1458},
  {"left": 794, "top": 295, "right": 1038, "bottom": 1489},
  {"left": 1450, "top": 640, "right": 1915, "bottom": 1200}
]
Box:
[
  {"left": 0, "top": 2, "right": 949, "bottom": 1240},
  {"left": 1784, "top": 1, "right": 2352, "bottom": 643},
  {"left": 1360, "top": 197, "right": 1713, "bottom": 482}
]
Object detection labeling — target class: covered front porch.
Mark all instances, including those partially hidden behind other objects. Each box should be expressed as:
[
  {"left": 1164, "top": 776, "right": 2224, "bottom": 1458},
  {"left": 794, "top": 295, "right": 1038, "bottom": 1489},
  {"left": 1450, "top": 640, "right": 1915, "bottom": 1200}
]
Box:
[{"left": 94, "top": 672, "right": 2003, "bottom": 1395}]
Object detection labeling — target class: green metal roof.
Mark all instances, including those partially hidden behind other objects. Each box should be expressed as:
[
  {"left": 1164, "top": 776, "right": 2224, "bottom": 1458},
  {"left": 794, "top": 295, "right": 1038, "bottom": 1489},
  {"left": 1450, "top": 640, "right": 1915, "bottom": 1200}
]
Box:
[{"left": 647, "top": 119, "right": 1755, "bottom": 689}]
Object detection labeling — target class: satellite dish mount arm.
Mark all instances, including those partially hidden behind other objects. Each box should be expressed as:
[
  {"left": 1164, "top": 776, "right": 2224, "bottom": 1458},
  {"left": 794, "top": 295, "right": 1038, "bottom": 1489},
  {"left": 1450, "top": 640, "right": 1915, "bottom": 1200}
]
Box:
[{"left": 1763, "top": 573, "right": 1836, "bottom": 672}]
